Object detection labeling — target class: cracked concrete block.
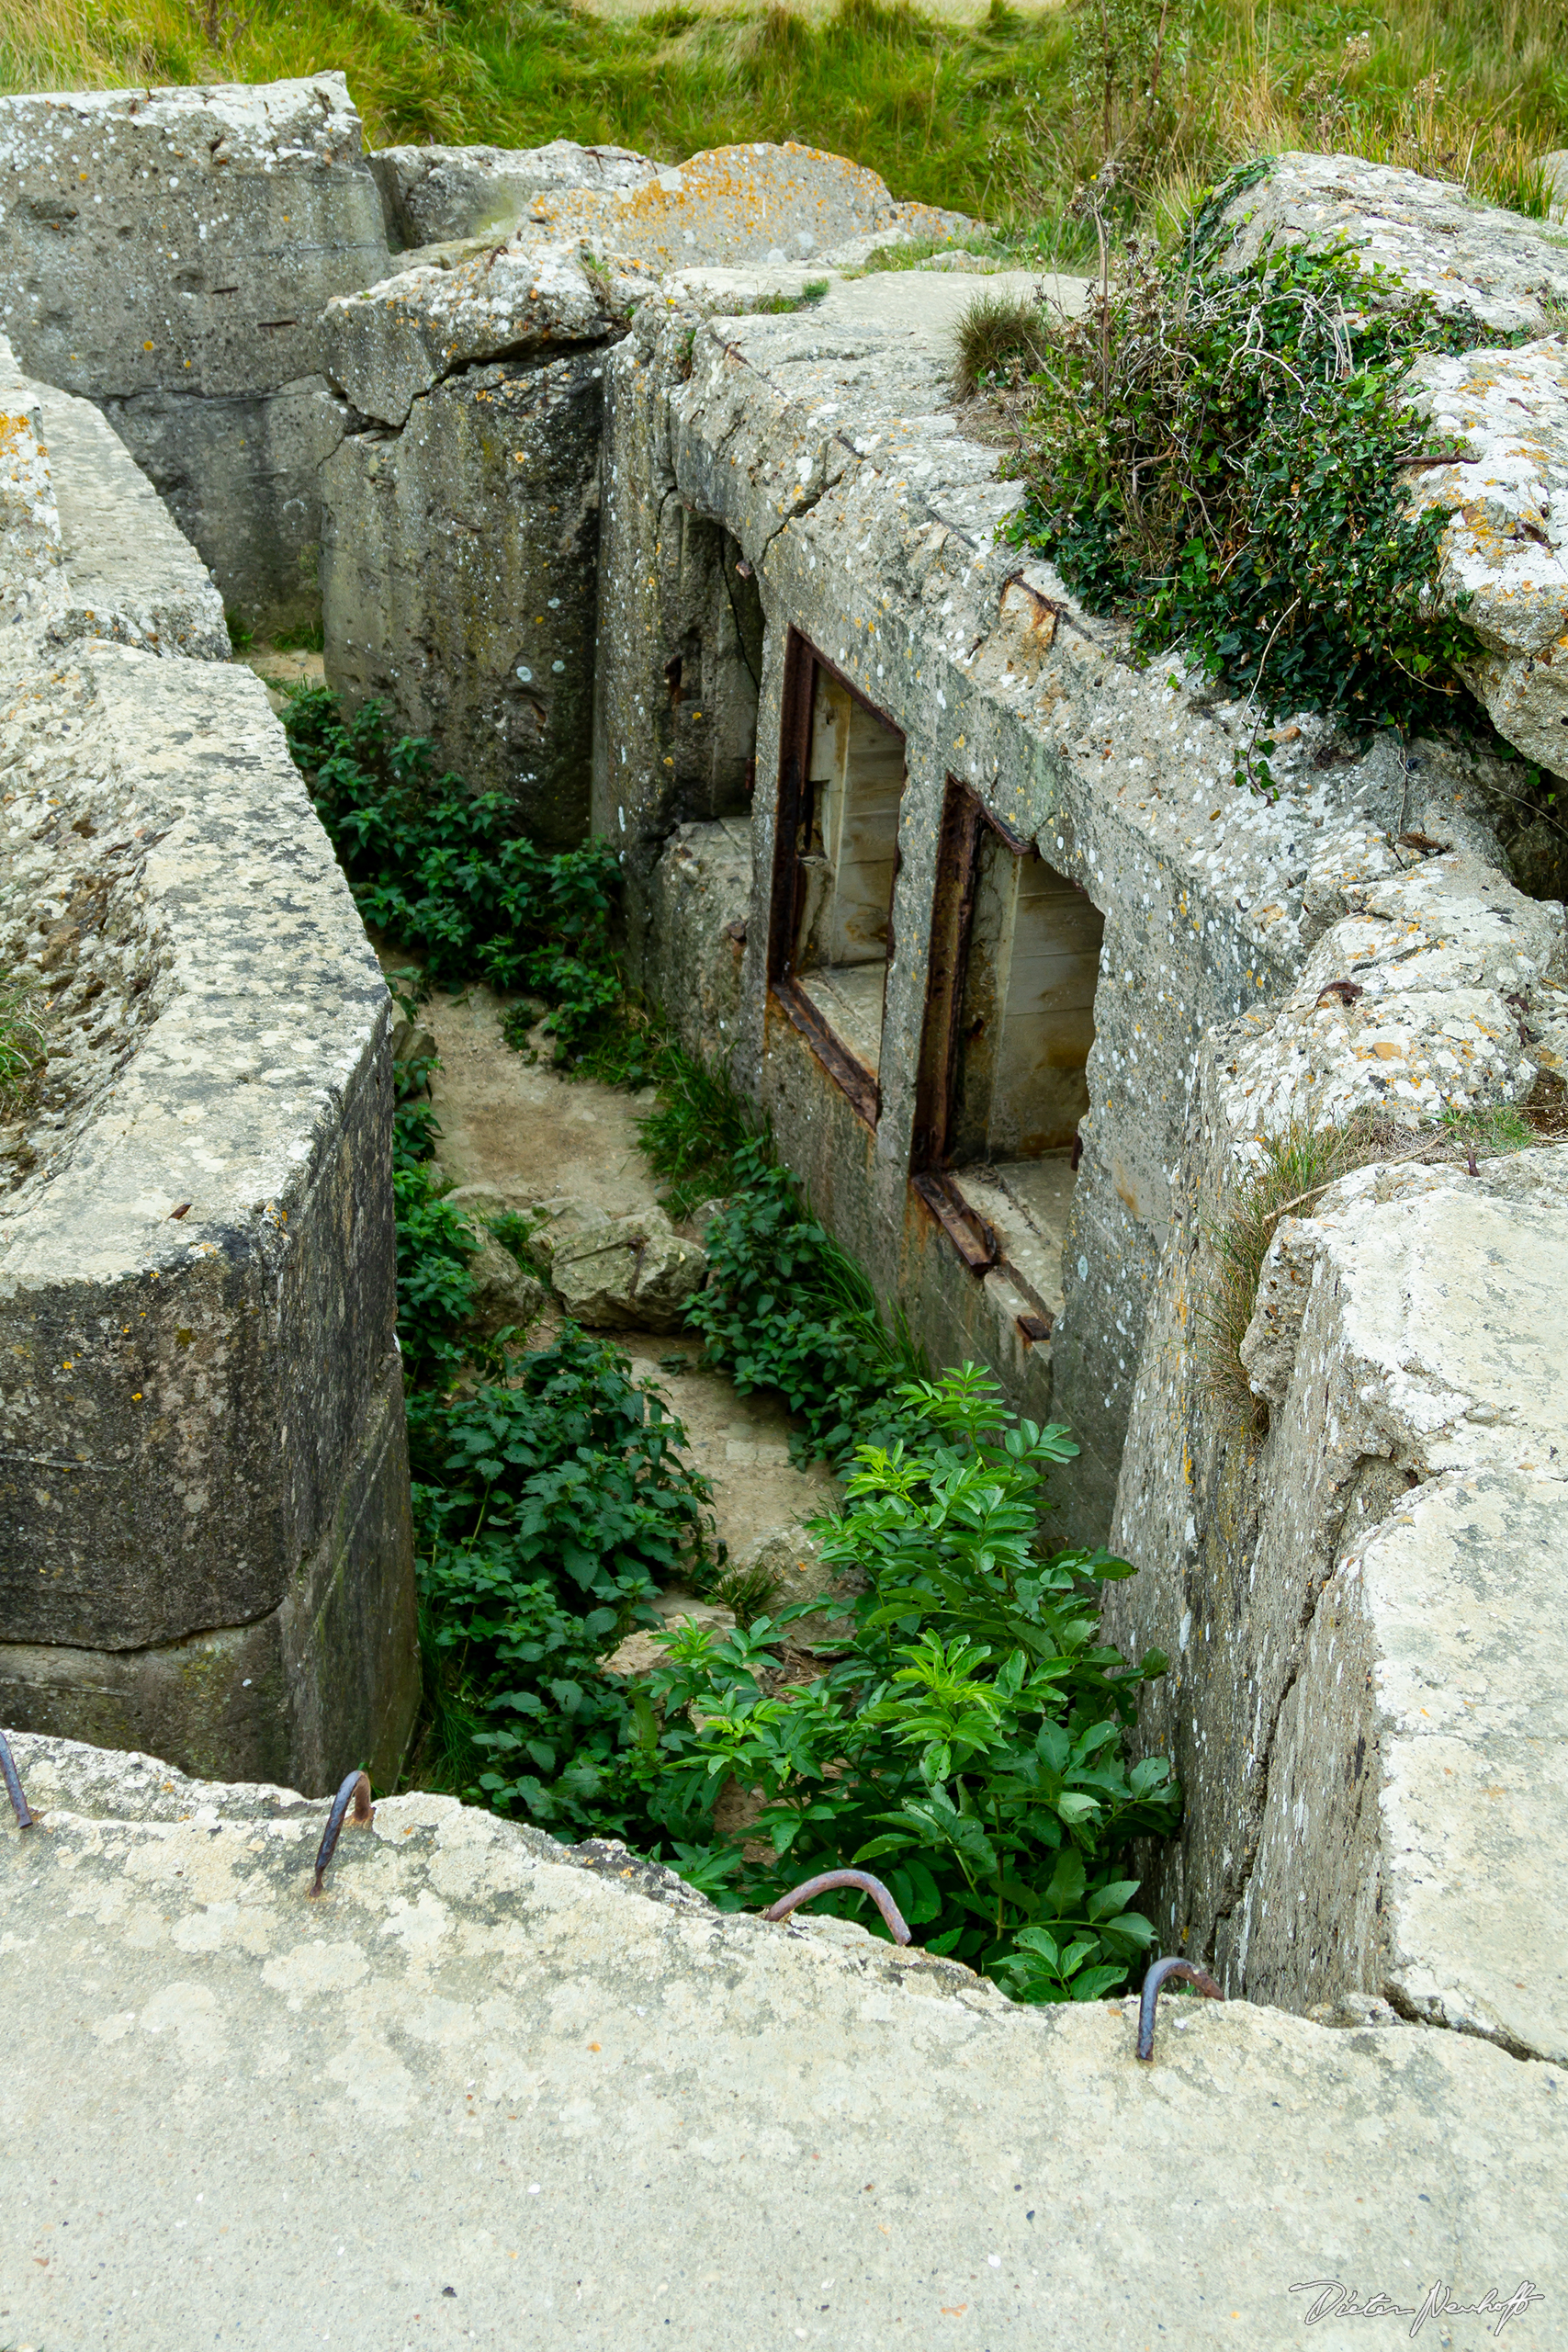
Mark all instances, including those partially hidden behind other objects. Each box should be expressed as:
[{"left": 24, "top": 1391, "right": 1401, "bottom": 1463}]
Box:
[
  {"left": 368, "top": 138, "right": 659, "bottom": 251},
  {"left": 536, "top": 1204, "right": 707, "bottom": 1330},
  {"left": 322, "top": 241, "right": 614, "bottom": 429},
  {"left": 463, "top": 1234, "right": 547, "bottom": 1340},
  {"left": 1407, "top": 337, "right": 1568, "bottom": 786},
  {"left": 1217, "top": 847, "right": 1563, "bottom": 1135},
  {"left": 2, "top": 1732, "right": 1564, "bottom": 2346},
  {"left": 321, "top": 348, "right": 604, "bottom": 842},
  {"left": 0, "top": 76, "right": 389, "bottom": 631},
  {"left": 1205, "top": 151, "right": 1568, "bottom": 334}
]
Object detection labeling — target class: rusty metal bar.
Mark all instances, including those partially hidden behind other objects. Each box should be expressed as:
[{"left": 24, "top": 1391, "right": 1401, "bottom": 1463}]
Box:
[
  {"left": 310, "top": 1770, "right": 374, "bottom": 1897},
  {"left": 761, "top": 1869, "right": 911, "bottom": 1946},
  {"left": 0, "top": 1727, "right": 35, "bottom": 1832},
  {"left": 1136, "top": 1955, "right": 1224, "bottom": 2060}
]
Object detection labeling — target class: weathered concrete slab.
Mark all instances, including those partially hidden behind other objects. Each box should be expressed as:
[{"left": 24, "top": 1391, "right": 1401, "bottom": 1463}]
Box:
[
  {"left": 1409, "top": 337, "right": 1568, "bottom": 785},
  {"left": 0, "top": 345, "right": 416, "bottom": 1792},
  {"left": 1, "top": 1734, "right": 1562, "bottom": 2352},
  {"left": 0, "top": 74, "right": 389, "bottom": 629},
  {"left": 368, "top": 137, "right": 659, "bottom": 251},
  {"left": 528, "top": 139, "right": 975, "bottom": 272},
  {"left": 29, "top": 380, "right": 229, "bottom": 660},
  {"left": 323, "top": 241, "right": 615, "bottom": 430},
  {"left": 321, "top": 348, "right": 605, "bottom": 839},
  {"left": 1206, "top": 151, "right": 1568, "bottom": 334}
]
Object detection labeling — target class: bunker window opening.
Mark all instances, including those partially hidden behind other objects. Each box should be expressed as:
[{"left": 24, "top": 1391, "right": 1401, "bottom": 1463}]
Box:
[
  {"left": 911, "top": 776, "right": 1104, "bottom": 1334},
  {"left": 769, "top": 631, "right": 906, "bottom": 1125}
]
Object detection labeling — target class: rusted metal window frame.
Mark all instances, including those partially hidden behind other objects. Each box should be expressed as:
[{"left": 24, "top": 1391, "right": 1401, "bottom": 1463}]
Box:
[
  {"left": 767, "top": 628, "right": 905, "bottom": 1131},
  {"left": 908, "top": 775, "right": 1087, "bottom": 1304}
]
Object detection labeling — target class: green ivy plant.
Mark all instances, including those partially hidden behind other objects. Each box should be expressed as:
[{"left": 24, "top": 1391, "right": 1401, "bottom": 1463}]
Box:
[{"left": 637, "top": 1366, "right": 1178, "bottom": 1997}]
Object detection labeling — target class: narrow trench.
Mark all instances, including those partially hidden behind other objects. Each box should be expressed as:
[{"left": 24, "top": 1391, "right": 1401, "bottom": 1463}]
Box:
[{"left": 407, "top": 976, "right": 840, "bottom": 1676}]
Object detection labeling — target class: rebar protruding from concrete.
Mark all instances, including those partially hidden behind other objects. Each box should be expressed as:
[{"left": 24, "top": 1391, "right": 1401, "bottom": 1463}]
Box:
[
  {"left": 310, "top": 1770, "right": 374, "bottom": 1896},
  {"left": 0, "top": 1727, "right": 35, "bottom": 1832},
  {"left": 761, "top": 1869, "right": 911, "bottom": 1946},
  {"left": 1136, "top": 1955, "right": 1224, "bottom": 2060}
]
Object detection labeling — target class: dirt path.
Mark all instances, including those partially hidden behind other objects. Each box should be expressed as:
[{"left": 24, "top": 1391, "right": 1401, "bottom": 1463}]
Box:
[{"left": 419, "top": 979, "right": 840, "bottom": 1584}]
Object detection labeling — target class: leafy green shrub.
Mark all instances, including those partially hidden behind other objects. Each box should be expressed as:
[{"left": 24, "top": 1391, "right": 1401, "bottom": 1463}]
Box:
[
  {"left": 1010, "top": 233, "right": 1523, "bottom": 744},
  {"left": 284, "top": 687, "right": 621, "bottom": 1049},
  {"left": 685, "top": 1137, "right": 922, "bottom": 1462},
  {"left": 409, "top": 1331, "right": 716, "bottom": 1835},
  {"left": 640, "top": 1366, "right": 1178, "bottom": 1996}
]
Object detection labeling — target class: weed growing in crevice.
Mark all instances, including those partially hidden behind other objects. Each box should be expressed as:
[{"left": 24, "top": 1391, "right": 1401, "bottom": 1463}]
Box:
[
  {"left": 1200, "top": 1097, "right": 1568, "bottom": 1430},
  {"left": 1003, "top": 228, "right": 1529, "bottom": 745},
  {"left": 0, "top": 976, "right": 45, "bottom": 1120}
]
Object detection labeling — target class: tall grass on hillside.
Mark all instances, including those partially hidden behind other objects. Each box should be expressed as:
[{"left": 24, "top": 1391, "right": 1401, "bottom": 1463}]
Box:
[{"left": 3, "top": 0, "right": 1562, "bottom": 234}]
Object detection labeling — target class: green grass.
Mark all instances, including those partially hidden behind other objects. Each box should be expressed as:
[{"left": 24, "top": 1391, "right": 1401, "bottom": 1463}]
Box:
[{"left": 4, "top": 0, "right": 1564, "bottom": 240}]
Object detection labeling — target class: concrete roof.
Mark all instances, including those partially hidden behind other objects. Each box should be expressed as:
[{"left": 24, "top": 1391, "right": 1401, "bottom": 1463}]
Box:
[{"left": 2, "top": 1734, "right": 1562, "bottom": 2349}]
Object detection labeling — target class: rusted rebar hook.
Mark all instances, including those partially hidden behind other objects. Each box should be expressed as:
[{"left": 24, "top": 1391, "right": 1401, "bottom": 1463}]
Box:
[
  {"left": 0, "top": 1727, "right": 35, "bottom": 1832},
  {"left": 761, "top": 1869, "right": 911, "bottom": 1946},
  {"left": 1136, "top": 1955, "right": 1224, "bottom": 2060},
  {"left": 310, "top": 1770, "right": 374, "bottom": 1897}
]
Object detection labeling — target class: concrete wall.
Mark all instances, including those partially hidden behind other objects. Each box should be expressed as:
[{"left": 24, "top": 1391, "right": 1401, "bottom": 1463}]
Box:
[
  {"left": 0, "top": 338, "right": 417, "bottom": 1793},
  {"left": 592, "top": 273, "right": 1537, "bottom": 1543},
  {"left": 322, "top": 350, "right": 607, "bottom": 844},
  {"left": 1102, "top": 847, "right": 1568, "bottom": 2064},
  {"left": 0, "top": 75, "right": 389, "bottom": 635}
]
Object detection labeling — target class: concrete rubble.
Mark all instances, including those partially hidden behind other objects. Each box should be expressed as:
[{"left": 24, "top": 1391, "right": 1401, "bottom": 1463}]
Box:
[
  {"left": 535, "top": 1202, "right": 708, "bottom": 1330},
  {"left": 2, "top": 1732, "right": 1563, "bottom": 2351}
]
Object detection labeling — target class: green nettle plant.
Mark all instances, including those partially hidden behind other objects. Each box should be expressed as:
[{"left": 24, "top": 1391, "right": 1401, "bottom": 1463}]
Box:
[
  {"left": 1007, "top": 220, "right": 1526, "bottom": 759},
  {"left": 284, "top": 687, "right": 621, "bottom": 1049},
  {"left": 637, "top": 1366, "right": 1179, "bottom": 1998},
  {"left": 409, "top": 1332, "right": 716, "bottom": 1838},
  {"left": 685, "top": 1137, "right": 925, "bottom": 1464}
]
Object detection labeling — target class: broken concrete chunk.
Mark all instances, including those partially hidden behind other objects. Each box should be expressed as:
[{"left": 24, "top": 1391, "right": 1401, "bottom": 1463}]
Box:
[
  {"left": 1205, "top": 151, "right": 1568, "bottom": 334},
  {"left": 739, "top": 1525, "right": 859, "bottom": 1643},
  {"left": 536, "top": 1204, "right": 707, "bottom": 1331},
  {"left": 522, "top": 141, "right": 973, "bottom": 277},
  {"left": 368, "top": 139, "right": 659, "bottom": 251},
  {"left": 464, "top": 1234, "right": 547, "bottom": 1340},
  {"left": 1406, "top": 337, "right": 1568, "bottom": 782},
  {"left": 322, "top": 242, "right": 615, "bottom": 428}
]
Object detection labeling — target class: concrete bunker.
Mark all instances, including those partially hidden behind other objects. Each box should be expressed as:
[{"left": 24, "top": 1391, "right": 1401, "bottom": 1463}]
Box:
[{"left": 3, "top": 81, "right": 1566, "bottom": 2095}]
